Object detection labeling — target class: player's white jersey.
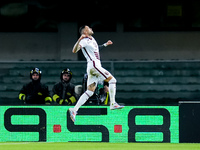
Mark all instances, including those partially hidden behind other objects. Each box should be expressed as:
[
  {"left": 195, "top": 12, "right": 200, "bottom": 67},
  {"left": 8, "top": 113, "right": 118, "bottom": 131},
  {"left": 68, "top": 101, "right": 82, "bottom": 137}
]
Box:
[{"left": 79, "top": 37, "right": 100, "bottom": 62}]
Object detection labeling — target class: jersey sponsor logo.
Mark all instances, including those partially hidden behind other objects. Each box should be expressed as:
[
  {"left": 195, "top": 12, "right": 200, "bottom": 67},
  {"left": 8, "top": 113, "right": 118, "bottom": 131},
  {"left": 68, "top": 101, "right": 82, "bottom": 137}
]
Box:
[{"left": 94, "top": 52, "right": 100, "bottom": 60}]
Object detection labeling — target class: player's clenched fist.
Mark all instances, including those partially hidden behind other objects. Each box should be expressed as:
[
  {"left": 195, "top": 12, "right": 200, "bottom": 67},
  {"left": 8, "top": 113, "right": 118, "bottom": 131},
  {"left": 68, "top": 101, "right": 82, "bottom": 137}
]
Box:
[{"left": 79, "top": 34, "right": 88, "bottom": 40}]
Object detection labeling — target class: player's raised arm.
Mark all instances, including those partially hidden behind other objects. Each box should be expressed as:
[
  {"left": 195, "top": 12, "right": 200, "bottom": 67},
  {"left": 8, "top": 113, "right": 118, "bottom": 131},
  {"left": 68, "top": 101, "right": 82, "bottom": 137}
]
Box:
[
  {"left": 72, "top": 40, "right": 81, "bottom": 53},
  {"left": 72, "top": 34, "right": 88, "bottom": 53}
]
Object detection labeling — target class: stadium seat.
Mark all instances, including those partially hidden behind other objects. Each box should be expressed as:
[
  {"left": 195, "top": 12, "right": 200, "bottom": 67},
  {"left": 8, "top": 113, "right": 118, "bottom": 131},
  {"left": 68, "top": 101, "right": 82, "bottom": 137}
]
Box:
[{"left": 0, "top": 61, "right": 200, "bottom": 105}]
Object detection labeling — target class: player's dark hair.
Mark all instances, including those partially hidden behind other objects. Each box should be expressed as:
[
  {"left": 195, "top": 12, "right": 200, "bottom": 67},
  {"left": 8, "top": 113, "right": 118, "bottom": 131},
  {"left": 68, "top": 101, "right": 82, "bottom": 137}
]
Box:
[{"left": 79, "top": 25, "right": 87, "bottom": 35}]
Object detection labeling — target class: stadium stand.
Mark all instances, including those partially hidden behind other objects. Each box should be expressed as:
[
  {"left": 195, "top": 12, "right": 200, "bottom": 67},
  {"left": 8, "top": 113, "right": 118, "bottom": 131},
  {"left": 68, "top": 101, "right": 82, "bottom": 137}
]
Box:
[{"left": 0, "top": 60, "right": 200, "bottom": 105}]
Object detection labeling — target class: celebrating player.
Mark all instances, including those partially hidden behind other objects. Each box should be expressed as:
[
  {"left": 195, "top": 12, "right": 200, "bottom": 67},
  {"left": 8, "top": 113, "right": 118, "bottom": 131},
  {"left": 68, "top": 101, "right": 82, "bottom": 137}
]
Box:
[{"left": 69, "top": 25, "right": 124, "bottom": 122}]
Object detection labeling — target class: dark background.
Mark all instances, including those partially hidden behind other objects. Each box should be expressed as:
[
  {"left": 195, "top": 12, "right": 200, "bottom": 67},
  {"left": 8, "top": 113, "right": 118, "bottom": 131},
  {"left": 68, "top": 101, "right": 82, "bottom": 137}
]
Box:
[{"left": 0, "top": 0, "right": 200, "bottom": 32}]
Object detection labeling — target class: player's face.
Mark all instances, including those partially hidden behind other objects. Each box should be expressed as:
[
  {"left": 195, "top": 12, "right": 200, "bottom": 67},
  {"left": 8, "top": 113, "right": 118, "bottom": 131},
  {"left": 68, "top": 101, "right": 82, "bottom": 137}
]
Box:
[
  {"left": 84, "top": 26, "right": 94, "bottom": 35},
  {"left": 63, "top": 73, "right": 70, "bottom": 82},
  {"left": 32, "top": 73, "right": 39, "bottom": 81}
]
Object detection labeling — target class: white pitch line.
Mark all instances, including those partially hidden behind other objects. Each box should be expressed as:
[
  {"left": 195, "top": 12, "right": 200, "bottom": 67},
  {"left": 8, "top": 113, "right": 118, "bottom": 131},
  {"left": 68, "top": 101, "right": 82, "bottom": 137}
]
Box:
[{"left": 0, "top": 142, "right": 30, "bottom": 145}]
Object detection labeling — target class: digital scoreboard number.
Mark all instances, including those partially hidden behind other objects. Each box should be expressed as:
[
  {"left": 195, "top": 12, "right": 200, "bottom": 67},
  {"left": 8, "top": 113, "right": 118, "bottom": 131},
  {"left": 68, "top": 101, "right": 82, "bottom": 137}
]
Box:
[{"left": 0, "top": 106, "right": 179, "bottom": 143}]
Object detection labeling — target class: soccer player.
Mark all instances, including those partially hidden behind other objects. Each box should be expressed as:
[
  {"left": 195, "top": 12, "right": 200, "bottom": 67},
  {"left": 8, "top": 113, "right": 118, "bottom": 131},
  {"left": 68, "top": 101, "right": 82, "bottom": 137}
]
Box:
[{"left": 69, "top": 25, "right": 124, "bottom": 122}]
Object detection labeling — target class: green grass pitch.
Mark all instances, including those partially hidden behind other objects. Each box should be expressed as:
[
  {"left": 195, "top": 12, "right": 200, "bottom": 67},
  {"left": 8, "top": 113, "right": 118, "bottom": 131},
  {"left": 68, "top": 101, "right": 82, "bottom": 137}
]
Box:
[{"left": 0, "top": 142, "right": 200, "bottom": 150}]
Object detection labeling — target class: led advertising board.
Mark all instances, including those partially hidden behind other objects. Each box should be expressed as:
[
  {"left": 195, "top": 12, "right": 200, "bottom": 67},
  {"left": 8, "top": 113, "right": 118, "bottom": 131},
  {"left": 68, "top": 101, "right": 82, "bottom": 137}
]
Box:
[{"left": 0, "top": 106, "right": 179, "bottom": 143}]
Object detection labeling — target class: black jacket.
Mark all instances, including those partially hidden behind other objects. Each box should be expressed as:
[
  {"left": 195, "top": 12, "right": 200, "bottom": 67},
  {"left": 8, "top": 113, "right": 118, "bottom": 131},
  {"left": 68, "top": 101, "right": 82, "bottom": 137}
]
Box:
[
  {"left": 52, "top": 81, "right": 77, "bottom": 105},
  {"left": 19, "top": 81, "right": 52, "bottom": 104}
]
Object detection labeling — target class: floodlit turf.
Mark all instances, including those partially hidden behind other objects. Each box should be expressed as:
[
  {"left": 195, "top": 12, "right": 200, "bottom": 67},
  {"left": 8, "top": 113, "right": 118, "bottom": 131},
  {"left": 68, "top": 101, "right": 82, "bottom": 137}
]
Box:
[{"left": 0, "top": 142, "right": 200, "bottom": 150}]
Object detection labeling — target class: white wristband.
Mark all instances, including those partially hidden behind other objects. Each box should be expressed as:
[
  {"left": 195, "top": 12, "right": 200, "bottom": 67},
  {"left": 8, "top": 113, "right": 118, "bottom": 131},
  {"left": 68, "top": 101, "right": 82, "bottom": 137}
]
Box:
[{"left": 103, "top": 43, "right": 107, "bottom": 47}]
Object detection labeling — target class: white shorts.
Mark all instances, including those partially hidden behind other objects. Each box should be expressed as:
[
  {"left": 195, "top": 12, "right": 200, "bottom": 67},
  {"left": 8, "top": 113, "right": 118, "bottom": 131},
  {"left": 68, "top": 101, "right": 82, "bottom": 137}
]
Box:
[{"left": 86, "top": 60, "right": 112, "bottom": 86}]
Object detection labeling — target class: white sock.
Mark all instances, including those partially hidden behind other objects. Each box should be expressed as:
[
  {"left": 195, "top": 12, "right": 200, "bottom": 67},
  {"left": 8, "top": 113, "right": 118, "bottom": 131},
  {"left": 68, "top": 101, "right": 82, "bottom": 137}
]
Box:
[
  {"left": 109, "top": 77, "right": 117, "bottom": 105},
  {"left": 74, "top": 90, "right": 94, "bottom": 112}
]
